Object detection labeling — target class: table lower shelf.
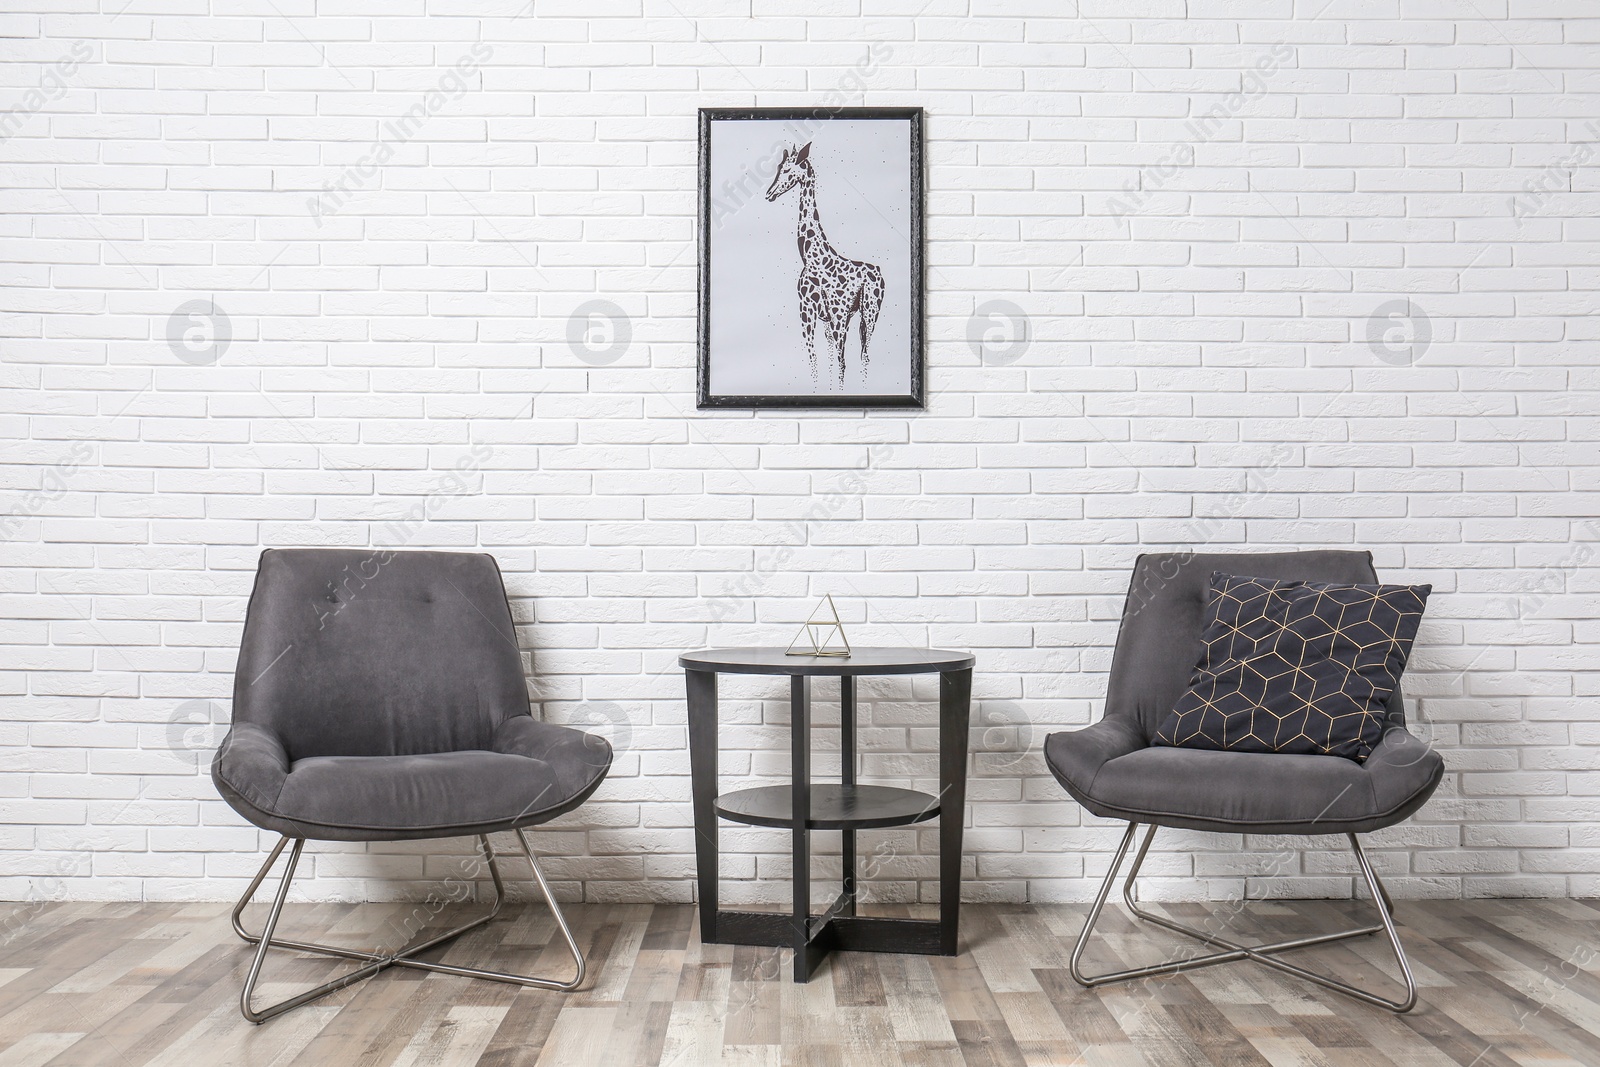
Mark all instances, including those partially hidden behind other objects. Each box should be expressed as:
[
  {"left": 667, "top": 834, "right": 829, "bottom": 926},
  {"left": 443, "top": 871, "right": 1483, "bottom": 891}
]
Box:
[{"left": 714, "top": 784, "right": 941, "bottom": 830}]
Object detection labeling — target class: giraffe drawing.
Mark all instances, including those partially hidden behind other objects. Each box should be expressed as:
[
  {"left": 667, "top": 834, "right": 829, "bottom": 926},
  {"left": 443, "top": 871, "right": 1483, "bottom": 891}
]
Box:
[{"left": 764, "top": 142, "right": 885, "bottom": 386}]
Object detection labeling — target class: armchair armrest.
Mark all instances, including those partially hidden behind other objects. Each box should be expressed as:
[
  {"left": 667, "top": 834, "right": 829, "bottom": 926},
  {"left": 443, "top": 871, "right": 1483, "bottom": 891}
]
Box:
[
  {"left": 493, "top": 714, "right": 613, "bottom": 798},
  {"left": 211, "top": 722, "right": 291, "bottom": 816},
  {"left": 1043, "top": 718, "right": 1147, "bottom": 797},
  {"left": 1362, "top": 723, "right": 1445, "bottom": 817}
]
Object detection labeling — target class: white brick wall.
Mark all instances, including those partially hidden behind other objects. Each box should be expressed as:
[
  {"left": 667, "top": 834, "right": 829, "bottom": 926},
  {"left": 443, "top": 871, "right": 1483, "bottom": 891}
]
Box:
[{"left": 2, "top": 2, "right": 1598, "bottom": 908}]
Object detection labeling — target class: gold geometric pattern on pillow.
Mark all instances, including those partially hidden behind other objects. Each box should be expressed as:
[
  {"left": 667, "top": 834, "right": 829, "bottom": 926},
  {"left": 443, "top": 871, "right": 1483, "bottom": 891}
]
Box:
[{"left": 1151, "top": 572, "right": 1431, "bottom": 762}]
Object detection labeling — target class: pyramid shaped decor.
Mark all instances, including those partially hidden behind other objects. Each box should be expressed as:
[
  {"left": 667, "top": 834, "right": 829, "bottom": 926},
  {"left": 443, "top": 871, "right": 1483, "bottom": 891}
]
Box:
[{"left": 784, "top": 594, "right": 853, "bottom": 658}]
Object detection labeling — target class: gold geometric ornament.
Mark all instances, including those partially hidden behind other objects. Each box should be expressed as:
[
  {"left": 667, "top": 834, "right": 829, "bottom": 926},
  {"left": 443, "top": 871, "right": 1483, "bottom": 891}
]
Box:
[{"left": 784, "top": 594, "right": 852, "bottom": 657}]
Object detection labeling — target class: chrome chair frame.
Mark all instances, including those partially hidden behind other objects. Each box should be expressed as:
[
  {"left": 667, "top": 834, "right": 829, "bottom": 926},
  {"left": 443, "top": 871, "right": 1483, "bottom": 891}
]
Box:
[
  {"left": 233, "top": 828, "right": 585, "bottom": 1024},
  {"left": 1071, "top": 822, "right": 1418, "bottom": 1013}
]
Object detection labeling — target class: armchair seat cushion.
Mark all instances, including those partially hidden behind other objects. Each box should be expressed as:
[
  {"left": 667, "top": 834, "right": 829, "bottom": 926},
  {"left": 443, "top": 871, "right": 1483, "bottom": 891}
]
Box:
[
  {"left": 214, "top": 716, "right": 611, "bottom": 842},
  {"left": 1045, "top": 723, "right": 1443, "bottom": 836}
]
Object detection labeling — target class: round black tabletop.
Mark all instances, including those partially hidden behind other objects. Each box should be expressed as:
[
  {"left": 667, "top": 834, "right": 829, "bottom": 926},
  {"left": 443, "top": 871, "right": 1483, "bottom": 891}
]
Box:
[{"left": 678, "top": 646, "right": 974, "bottom": 676}]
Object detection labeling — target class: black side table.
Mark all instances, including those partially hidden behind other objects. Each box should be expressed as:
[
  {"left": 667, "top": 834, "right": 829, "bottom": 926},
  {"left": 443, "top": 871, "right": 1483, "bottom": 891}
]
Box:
[{"left": 680, "top": 646, "right": 975, "bottom": 982}]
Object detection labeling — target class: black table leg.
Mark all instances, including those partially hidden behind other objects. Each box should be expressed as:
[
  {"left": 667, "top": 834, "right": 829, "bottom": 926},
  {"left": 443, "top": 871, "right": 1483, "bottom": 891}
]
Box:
[
  {"left": 938, "top": 667, "right": 972, "bottom": 955},
  {"left": 840, "top": 675, "right": 857, "bottom": 917},
  {"left": 791, "top": 674, "right": 821, "bottom": 981},
  {"left": 686, "top": 668, "right": 719, "bottom": 943}
]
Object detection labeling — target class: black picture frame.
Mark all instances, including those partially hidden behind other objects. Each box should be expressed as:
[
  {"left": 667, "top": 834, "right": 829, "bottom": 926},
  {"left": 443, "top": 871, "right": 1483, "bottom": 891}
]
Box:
[{"left": 697, "top": 107, "right": 925, "bottom": 409}]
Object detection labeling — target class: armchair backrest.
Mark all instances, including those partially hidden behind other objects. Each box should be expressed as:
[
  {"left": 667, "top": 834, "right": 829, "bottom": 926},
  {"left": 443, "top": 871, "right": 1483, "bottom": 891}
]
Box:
[
  {"left": 231, "top": 548, "right": 531, "bottom": 761},
  {"left": 1106, "top": 550, "right": 1407, "bottom": 741}
]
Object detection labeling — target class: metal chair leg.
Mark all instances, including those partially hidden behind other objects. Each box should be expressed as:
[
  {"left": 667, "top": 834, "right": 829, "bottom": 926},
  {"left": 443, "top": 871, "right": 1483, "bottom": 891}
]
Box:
[
  {"left": 232, "top": 832, "right": 588, "bottom": 1023},
  {"left": 1070, "top": 822, "right": 1420, "bottom": 1013},
  {"left": 1346, "top": 832, "right": 1418, "bottom": 1012},
  {"left": 514, "top": 827, "right": 586, "bottom": 991}
]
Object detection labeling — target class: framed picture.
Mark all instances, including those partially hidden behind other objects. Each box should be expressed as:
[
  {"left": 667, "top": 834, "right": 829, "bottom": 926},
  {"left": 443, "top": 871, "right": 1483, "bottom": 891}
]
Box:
[{"left": 698, "top": 107, "right": 924, "bottom": 408}]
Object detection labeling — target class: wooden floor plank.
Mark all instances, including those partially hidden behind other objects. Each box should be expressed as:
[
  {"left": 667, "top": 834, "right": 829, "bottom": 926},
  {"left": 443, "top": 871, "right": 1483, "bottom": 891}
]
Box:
[{"left": 0, "top": 901, "right": 1594, "bottom": 1065}]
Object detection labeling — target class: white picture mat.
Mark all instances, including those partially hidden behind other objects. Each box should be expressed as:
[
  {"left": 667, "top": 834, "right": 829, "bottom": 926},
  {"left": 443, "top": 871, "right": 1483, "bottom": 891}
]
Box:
[{"left": 706, "top": 117, "right": 913, "bottom": 398}]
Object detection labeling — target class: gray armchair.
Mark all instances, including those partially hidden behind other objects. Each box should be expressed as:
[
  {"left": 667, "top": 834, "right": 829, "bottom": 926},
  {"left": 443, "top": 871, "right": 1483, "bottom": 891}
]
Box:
[
  {"left": 1045, "top": 550, "right": 1443, "bottom": 1012},
  {"left": 213, "top": 548, "right": 611, "bottom": 1023}
]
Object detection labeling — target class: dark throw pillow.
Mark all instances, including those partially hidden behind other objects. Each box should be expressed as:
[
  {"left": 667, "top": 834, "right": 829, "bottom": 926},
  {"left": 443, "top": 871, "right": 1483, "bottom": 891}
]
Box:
[{"left": 1151, "top": 571, "right": 1430, "bottom": 763}]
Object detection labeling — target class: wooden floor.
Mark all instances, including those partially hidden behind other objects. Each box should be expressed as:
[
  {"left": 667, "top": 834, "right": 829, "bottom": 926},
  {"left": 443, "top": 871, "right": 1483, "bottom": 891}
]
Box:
[{"left": 2, "top": 897, "right": 1599, "bottom": 1066}]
